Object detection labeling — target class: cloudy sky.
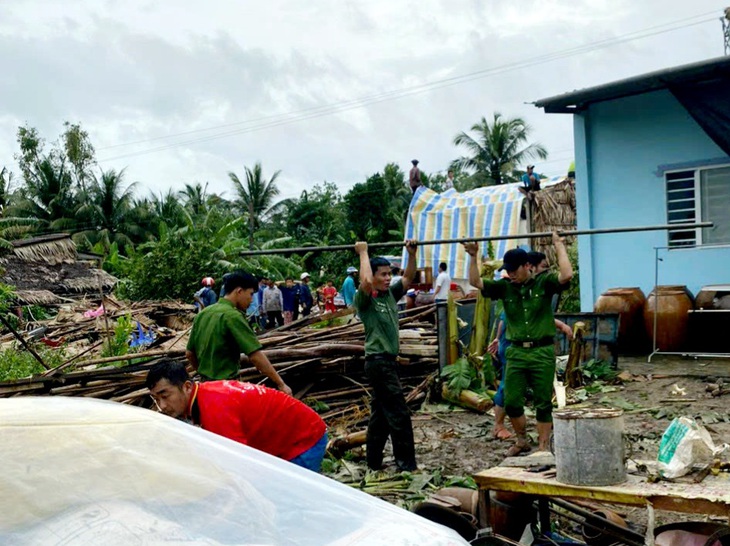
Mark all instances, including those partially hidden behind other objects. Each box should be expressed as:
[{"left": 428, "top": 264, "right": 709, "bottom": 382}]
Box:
[{"left": 1, "top": 0, "right": 727, "bottom": 202}]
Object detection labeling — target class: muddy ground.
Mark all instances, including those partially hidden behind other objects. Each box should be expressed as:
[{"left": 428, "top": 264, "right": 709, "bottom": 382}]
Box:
[{"left": 327, "top": 354, "right": 730, "bottom": 533}]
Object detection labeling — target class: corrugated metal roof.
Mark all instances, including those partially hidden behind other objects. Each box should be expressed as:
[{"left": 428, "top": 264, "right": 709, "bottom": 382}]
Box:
[{"left": 535, "top": 56, "right": 730, "bottom": 113}]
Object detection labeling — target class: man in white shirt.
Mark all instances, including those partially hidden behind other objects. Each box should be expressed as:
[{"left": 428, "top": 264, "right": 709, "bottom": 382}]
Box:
[{"left": 434, "top": 262, "right": 451, "bottom": 301}]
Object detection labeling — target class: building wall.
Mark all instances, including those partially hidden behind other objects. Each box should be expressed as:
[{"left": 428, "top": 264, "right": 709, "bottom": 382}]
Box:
[{"left": 573, "top": 89, "right": 730, "bottom": 310}]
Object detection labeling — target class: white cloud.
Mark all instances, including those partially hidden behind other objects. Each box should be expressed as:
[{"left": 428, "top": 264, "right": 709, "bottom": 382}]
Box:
[{"left": 0, "top": 0, "right": 727, "bottom": 202}]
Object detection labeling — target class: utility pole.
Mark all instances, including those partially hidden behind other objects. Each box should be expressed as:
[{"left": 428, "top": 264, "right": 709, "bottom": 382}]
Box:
[{"left": 723, "top": 7, "right": 730, "bottom": 55}]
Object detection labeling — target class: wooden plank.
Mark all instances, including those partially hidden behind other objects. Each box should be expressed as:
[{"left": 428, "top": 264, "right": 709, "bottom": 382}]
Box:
[{"left": 473, "top": 465, "right": 730, "bottom": 517}]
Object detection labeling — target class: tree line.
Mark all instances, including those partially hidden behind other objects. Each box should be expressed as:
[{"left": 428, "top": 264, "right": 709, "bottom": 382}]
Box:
[{"left": 0, "top": 113, "right": 547, "bottom": 300}]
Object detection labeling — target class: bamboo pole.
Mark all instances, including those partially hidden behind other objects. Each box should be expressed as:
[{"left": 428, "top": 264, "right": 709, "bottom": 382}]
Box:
[
  {"left": 240, "top": 222, "right": 713, "bottom": 256},
  {"left": 73, "top": 348, "right": 185, "bottom": 368},
  {"left": 0, "top": 314, "right": 50, "bottom": 370}
]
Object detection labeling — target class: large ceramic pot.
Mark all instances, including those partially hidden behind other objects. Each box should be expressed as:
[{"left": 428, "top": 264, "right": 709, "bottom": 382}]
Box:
[
  {"left": 594, "top": 287, "right": 646, "bottom": 352},
  {"left": 643, "top": 286, "right": 694, "bottom": 352}
]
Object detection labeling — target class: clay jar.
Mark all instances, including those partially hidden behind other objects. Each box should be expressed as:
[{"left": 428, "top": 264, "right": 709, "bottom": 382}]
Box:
[
  {"left": 643, "top": 286, "right": 694, "bottom": 352},
  {"left": 594, "top": 288, "right": 646, "bottom": 352}
]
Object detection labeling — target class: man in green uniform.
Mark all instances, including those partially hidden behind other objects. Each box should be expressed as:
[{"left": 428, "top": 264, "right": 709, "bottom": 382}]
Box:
[
  {"left": 186, "top": 271, "right": 292, "bottom": 396},
  {"left": 464, "top": 233, "right": 572, "bottom": 456},
  {"left": 354, "top": 239, "right": 418, "bottom": 471}
]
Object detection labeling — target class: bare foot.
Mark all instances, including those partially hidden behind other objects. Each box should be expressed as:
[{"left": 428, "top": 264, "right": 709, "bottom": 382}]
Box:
[{"left": 493, "top": 427, "right": 514, "bottom": 440}]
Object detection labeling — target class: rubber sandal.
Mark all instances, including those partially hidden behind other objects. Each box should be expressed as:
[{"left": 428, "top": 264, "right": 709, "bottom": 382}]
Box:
[{"left": 505, "top": 443, "right": 532, "bottom": 457}]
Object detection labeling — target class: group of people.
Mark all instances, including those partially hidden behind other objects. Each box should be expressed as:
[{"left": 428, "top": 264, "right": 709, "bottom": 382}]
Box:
[
  {"left": 156, "top": 231, "right": 570, "bottom": 476},
  {"left": 409, "top": 160, "right": 541, "bottom": 195},
  {"left": 193, "top": 273, "right": 317, "bottom": 330}
]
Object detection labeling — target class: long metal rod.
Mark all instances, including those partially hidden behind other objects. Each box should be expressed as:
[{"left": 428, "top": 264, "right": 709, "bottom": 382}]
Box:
[{"left": 240, "top": 222, "right": 712, "bottom": 256}]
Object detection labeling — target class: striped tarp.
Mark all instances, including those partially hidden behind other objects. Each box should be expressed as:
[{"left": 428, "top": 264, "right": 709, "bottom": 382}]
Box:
[{"left": 401, "top": 178, "right": 566, "bottom": 279}]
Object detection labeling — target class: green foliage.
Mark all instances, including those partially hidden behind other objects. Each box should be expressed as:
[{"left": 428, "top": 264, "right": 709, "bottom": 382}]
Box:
[
  {"left": 0, "top": 283, "right": 16, "bottom": 314},
  {"left": 440, "top": 357, "right": 482, "bottom": 395},
  {"left": 123, "top": 234, "right": 227, "bottom": 301},
  {"left": 102, "top": 314, "right": 135, "bottom": 358},
  {"left": 0, "top": 345, "right": 66, "bottom": 381},
  {"left": 24, "top": 305, "right": 54, "bottom": 322},
  {"left": 344, "top": 164, "right": 410, "bottom": 245},
  {"left": 557, "top": 242, "right": 581, "bottom": 313},
  {"left": 229, "top": 162, "right": 281, "bottom": 250},
  {"left": 304, "top": 398, "right": 330, "bottom": 413},
  {"left": 581, "top": 359, "right": 617, "bottom": 382}
]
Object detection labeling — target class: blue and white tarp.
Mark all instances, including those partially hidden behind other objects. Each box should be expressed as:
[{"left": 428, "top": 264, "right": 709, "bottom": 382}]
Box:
[{"left": 402, "top": 178, "right": 565, "bottom": 279}]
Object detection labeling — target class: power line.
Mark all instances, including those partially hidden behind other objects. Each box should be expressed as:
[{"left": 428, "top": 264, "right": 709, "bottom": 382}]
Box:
[{"left": 98, "top": 11, "right": 718, "bottom": 163}]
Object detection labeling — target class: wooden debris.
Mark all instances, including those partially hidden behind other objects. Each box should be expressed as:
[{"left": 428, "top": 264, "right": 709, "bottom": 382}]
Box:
[{"left": 0, "top": 300, "right": 441, "bottom": 458}]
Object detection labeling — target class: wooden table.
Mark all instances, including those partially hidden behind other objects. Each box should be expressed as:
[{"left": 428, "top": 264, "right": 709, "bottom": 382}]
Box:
[{"left": 474, "top": 465, "right": 730, "bottom": 541}]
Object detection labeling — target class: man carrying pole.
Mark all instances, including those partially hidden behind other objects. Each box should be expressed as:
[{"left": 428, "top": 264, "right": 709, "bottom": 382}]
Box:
[
  {"left": 463, "top": 233, "right": 572, "bottom": 457},
  {"left": 354, "top": 239, "right": 418, "bottom": 472}
]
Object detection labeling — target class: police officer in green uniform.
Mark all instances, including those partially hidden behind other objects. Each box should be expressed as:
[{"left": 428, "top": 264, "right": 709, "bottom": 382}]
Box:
[
  {"left": 354, "top": 239, "right": 418, "bottom": 471},
  {"left": 463, "top": 233, "right": 572, "bottom": 456},
  {"left": 186, "top": 271, "right": 292, "bottom": 396}
]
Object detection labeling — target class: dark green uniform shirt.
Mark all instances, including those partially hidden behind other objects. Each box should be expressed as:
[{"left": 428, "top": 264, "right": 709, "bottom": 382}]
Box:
[
  {"left": 354, "top": 280, "right": 405, "bottom": 357},
  {"left": 481, "top": 272, "right": 565, "bottom": 342},
  {"left": 186, "top": 298, "right": 262, "bottom": 379}
]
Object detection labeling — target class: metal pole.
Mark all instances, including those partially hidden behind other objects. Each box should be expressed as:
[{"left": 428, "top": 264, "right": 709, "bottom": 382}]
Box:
[{"left": 240, "top": 222, "right": 713, "bottom": 256}]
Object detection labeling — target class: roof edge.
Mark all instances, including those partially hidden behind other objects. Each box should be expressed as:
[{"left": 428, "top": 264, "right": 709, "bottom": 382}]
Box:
[{"left": 535, "top": 56, "right": 730, "bottom": 113}]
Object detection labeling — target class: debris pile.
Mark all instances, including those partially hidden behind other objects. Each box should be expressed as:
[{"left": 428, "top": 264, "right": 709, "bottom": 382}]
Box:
[{"left": 0, "top": 301, "right": 440, "bottom": 448}]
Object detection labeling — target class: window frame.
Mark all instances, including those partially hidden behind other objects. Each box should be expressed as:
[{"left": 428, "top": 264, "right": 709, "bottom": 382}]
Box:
[{"left": 665, "top": 162, "right": 730, "bottom": 249}]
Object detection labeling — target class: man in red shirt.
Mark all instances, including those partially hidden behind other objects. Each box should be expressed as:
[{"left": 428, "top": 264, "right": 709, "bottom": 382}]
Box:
[{"left": 146, "top": 360, "right": 328, "bottom": 471}]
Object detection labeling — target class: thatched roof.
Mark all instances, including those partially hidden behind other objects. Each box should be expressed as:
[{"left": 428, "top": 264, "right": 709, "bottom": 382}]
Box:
[
  {"left": 531, "top": 178, "right": 577, "bottom": 264},
  {"left": 1, "top": 234, "right": 118, "bottom": 303},
  {"left": 11, "top": 233, "right": 77, "bottom": 265},
  {"left": 1, "top": 256, "right": 117, "bottom": 293},
  {"left": 13, "top": 290, "right": 64, "bottom": 306}
]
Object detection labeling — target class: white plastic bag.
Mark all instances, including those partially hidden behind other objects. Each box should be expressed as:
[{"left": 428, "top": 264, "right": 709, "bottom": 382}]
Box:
[{"left": 657, "top": 417, "right": 716, "bottom": 479}]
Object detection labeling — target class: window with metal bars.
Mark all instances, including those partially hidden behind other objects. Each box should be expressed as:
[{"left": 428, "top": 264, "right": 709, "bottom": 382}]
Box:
[{"left": 666, "top": 165, "right": 730, "bottom": 248}]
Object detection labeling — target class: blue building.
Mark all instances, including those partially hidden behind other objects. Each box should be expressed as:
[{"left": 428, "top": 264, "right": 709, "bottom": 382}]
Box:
[{"left": 536, "top": 57, "right": 730, "bottom": 311}]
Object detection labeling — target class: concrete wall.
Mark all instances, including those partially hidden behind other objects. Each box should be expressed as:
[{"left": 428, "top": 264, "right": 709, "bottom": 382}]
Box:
[{"left": 573, "top": 89, "right": 730, "bottom": 310}]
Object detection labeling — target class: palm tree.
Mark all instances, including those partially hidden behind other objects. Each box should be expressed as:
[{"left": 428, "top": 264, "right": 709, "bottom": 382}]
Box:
[
  {"left": 151, "top": 189, "right": 186, "bottom": 229},
  {"left": 74, "top": 169, "right": 143, "bottom": 251},
  {"left": 229, "top": 162, "right": 281, "bottom": 249},
  {"left": 452, "top": 113, "right": 548, "bottom": 185},
  {"left": 8, "top": 157, "right": 78, "bottom": 229},
  {"left": 179, "top": 182, "right": 209, "bottom": 217}
]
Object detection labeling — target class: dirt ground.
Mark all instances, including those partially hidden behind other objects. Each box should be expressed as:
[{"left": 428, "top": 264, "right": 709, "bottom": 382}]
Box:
[{"left": 332, "top": 354, "right": 730, "bottom": 533}]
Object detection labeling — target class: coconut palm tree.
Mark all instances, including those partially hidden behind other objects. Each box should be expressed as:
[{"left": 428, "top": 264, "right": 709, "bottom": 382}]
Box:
[
  {"left": 74, "top": 169, "right": 143, "bottom": 251},
  {"left": 452, "top": 113, "right": 548, "bottom": 186},
  {"left": 8, "top": 157, "right": 78, "bottom": 229},
  {"left": 179, "top": 182, "right": 209, "bottom": 217},
  {"left": 229, "top": 162, "right": 281, "bottom": 250}
]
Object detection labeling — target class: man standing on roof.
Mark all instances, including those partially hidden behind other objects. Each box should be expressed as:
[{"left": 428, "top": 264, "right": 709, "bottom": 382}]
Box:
[
  {"left": 409, "top": 159, "right": 422, "bottom": 193},
  {"left": 355, "top": 239, "right": 419, "bottom": 472},
  {"left": 147, "top": 360, "right": 326, "bottom": 471},
  {"left": 341, "top": 267, "right": 358, "bottom": 307},
  {"left": 463, "top": 233, "right": 572, "bottom": 457},
  {"left": 519, "top": 164, "right": 541, "bottom": 201},
  {"left": 186, "top": 271, "right": 292, "bottom": 396}
]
